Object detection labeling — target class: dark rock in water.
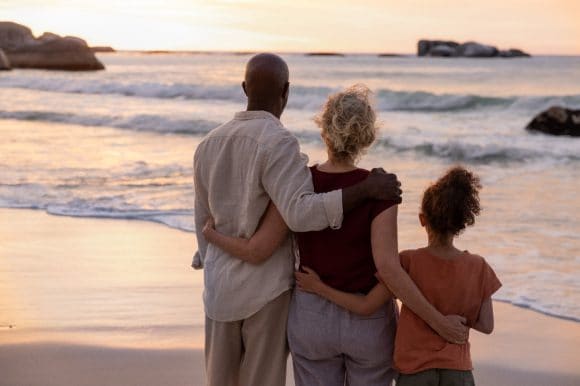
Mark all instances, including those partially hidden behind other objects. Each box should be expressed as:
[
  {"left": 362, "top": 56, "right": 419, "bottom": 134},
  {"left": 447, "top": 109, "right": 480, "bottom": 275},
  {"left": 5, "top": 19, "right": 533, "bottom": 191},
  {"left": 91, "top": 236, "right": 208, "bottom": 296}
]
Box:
[
  {"left": 91, "top": 46, "right": 116, "bottom": 53},
  {"left": 305, "top": 52, "right": 345, "bottom": 57},
  {"left": 418, "top": 39, "right": 530, "bottom": 58},
  {"left": 0, "top": 48, "right": 10, "bottom": 70},
  {"left": 457, "top": 42, "right": 498, "bottom": 57},
  {"left": 377, "top": 53, "right": 404, "bottom": 57},
  {"left": 418, "top": 40, "right": 459, "bottom": 56},
  {"left": 429, "top": 44, "right": 458, "bottom": 57},
  {"left": 499, "top": 48, "right": 531, "bottom": 58},
  {"left": 0, "top": 21, "right": 104, "bottom": 71},
  {"left": 526, "top": 106, "right": 580, "bottom": 137},
  {"left": 143, "top": 50, "right": 172, "bottom": 54}
]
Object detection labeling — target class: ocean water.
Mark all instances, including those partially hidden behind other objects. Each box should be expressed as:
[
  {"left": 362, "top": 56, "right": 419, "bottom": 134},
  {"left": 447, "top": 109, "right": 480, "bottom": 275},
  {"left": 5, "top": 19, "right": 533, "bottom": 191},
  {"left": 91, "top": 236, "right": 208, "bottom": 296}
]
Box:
[{"left": 1, "top": 53, "right": 579, "bottom": 335}]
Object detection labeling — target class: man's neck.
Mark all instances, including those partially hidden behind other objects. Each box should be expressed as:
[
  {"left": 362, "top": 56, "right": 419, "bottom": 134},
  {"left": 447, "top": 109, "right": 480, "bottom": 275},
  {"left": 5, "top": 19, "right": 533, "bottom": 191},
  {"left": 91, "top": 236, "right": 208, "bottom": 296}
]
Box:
[{"left": 246, "top": 102, "right": 280, "bottom": 118}]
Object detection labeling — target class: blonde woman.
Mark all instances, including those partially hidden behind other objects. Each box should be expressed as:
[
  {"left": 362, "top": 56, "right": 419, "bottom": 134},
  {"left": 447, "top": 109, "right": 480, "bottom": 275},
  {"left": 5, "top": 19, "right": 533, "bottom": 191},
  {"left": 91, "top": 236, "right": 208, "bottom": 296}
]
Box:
[{"left": 203, "top": 85, "right": 468, "bottom": 385}]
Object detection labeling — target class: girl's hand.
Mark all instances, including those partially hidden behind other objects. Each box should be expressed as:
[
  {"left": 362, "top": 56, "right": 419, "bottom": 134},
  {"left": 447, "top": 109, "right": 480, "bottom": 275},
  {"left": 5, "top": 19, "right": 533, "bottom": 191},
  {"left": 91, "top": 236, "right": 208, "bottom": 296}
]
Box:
[
  {"left": 202, "top": 217, "right": 215, "bottom": 239},
  {"left": 295, "top": 266, "right": 323, "bottom": 294}
]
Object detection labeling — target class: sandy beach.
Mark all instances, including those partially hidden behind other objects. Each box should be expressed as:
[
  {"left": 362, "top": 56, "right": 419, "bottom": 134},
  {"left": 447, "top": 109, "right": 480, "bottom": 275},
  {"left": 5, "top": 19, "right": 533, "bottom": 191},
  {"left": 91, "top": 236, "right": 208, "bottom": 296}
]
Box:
[{"left": 1, "top": 208, "right": 579, "bottom": 386}]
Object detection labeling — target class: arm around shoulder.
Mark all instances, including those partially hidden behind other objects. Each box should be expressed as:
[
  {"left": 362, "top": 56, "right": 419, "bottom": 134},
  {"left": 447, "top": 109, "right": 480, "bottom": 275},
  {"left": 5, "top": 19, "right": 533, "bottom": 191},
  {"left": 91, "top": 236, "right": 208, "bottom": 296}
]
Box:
[
  {"left": 202, "top": 203, "right": 289, "bottom": 264},
  {"left": 372, "top": 207, "right": 469, "bottom": 343},
  {"left": 261, "top": 135, "right": 342, "bottom": 232}
]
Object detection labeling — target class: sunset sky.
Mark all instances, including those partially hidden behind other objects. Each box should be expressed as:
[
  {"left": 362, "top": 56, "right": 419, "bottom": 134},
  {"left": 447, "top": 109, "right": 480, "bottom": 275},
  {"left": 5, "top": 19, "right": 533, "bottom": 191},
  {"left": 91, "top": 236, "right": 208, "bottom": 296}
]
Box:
[{"left": 2, "top": 0, "right": 579, "bottom": 54}]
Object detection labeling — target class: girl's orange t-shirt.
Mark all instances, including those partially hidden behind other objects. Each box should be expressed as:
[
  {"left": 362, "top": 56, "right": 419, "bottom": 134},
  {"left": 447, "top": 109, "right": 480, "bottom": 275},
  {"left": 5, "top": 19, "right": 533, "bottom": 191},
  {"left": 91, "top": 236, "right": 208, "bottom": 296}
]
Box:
[{"left": 393, "top": 248, "right": 501, "bottom": 374}]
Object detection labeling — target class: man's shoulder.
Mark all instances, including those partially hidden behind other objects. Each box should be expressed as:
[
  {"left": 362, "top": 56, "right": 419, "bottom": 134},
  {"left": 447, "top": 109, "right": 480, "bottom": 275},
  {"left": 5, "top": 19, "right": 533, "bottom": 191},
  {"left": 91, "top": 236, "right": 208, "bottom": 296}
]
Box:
[
  {"left": 200, "top": 116, "right": 296, "bottom": 150},
  {"left": 194, "top": 119, "right": 237, "bottom": 154}
]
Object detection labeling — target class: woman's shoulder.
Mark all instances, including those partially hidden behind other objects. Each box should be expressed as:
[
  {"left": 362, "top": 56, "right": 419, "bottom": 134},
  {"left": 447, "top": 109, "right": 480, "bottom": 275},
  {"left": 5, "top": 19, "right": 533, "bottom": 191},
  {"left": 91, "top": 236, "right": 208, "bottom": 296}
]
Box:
[
  {"left": 310, "top": 164, "right": 369, "bottom": 175},
  {"left": 310, "top": 165, "right": 369, "bottom": 189}
]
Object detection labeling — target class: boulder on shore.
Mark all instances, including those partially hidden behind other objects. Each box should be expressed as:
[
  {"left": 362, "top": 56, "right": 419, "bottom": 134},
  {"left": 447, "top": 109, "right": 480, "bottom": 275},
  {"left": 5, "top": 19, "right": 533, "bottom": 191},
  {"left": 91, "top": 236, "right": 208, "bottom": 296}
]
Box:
[
  {"left": 418, "top": 39, "right": 530, "bottom": 58},
  {"left": 0, "top": 21, "right": 104, "bottom": 71},
  {"left": 526, "top": 106, "right": 580, "bottom": 137},
  {"left": 0, "top": 48, "right": 10, "bottom": 70}
]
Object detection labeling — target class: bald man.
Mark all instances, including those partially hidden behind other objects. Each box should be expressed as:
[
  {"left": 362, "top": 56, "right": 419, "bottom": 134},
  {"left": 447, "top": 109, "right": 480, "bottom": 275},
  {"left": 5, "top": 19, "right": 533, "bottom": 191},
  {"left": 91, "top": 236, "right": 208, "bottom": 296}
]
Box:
[{"left": 193, "top": 53, "right": 401, "bottom": 386}]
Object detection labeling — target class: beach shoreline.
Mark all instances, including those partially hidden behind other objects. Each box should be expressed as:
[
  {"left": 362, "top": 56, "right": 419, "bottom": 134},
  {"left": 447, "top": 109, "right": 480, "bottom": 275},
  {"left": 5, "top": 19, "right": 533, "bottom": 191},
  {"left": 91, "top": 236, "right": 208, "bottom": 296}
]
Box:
[{"left": 1, "top": 208, "right": 579, "bottom": 385}]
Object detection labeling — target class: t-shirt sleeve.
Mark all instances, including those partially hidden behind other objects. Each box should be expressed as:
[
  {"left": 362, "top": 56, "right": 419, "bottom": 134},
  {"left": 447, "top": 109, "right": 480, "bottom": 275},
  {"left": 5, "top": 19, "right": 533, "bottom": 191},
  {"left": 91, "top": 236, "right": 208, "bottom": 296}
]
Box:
[
  {"left": 480, "top": 259, "right": 502, "bottom": 300},
  {"left": 399, "top": 251, "right": 412, "bottom": 273},
  {"left": 370, "top": 199, "right": 396, "bottom": 221}
]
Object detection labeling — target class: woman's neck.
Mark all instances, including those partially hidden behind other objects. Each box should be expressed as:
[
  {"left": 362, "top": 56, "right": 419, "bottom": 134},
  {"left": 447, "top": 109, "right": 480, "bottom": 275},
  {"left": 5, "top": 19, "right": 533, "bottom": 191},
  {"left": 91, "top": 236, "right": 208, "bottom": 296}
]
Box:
[{"left": 317, "top": 154, "right": 357, "bottom": 173}]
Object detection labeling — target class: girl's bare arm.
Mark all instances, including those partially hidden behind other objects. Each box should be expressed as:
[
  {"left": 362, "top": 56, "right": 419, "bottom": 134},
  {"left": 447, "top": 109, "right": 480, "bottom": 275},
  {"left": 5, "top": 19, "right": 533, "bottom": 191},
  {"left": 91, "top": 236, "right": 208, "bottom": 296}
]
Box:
[
  {"left": 295, "top": 267, "right": 392, "bottom": 316},
  {"left": 371, "top": 206, "right": 469, "bottom": 344},
  {"left": 202, "top": 202, "right": 289, "bottom": 264},
  {"left": 472, "top": 297, "right": 494, "bottom": 334}
]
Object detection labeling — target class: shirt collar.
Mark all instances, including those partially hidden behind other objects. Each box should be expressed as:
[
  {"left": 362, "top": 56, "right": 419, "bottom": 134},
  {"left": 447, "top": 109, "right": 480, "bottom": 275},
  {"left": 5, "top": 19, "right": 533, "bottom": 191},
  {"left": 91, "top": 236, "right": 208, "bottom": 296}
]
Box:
[{"left": 234, "top": 110, "right": 282, "bottom": 125}]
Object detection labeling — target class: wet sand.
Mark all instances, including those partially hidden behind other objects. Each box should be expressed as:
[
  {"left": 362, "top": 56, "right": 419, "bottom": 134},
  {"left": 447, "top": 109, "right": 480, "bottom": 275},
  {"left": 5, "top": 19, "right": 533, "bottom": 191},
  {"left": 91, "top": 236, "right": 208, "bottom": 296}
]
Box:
[{"left": 0, "top": 209, "right": 578, "bottom": 385}]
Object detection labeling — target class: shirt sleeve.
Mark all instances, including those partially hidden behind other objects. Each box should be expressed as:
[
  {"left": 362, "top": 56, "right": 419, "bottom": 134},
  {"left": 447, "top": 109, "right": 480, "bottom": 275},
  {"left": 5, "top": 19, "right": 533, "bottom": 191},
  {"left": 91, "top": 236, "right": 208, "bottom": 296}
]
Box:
[
  {"left": 480, "top": 259, "right": 502, "bottom": 300},
  {"left": 192, "top": 149, "right": 209, "bottom": 269},
  {"left": 261, "top": 135, "right": 343, "bottom": 232}
]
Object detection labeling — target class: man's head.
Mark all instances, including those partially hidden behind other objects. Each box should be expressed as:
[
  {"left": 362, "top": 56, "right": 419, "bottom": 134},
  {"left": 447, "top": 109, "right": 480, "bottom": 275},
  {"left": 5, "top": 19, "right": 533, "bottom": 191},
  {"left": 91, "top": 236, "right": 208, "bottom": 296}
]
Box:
[{"left": 242, "top": 53, "right": 289, "bottom": 118}]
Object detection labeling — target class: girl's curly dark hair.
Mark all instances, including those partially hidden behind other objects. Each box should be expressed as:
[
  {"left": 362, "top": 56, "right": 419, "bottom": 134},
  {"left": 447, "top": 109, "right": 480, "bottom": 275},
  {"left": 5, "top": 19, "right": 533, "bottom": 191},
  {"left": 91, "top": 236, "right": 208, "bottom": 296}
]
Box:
[{"left": 421, "top": 166, "right": 482, "bottom": 237}]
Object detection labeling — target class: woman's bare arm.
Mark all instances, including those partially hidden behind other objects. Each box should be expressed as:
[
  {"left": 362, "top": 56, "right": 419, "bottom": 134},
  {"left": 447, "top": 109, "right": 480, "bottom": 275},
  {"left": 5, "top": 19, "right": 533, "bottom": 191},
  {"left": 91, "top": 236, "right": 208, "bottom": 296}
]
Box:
[
  {"left": 472, "top": 297, "right": 494, "bottom": 334},
  {"left": 295, "top": 267, "right": 392, "bottom": 316},
  {"left": 372, "top": 205, "right": 469, "bottom": 344},
  {"left": 202, "top": 202, "right": 289, "bottom": 264}
]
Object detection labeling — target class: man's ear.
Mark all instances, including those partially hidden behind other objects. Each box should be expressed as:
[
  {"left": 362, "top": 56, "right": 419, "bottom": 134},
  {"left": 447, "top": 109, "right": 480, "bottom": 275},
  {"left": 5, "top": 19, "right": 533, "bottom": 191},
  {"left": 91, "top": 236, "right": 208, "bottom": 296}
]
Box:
[
  {"left": 419, "top": 213, "right": 426, "bottom": 227},
  {"left": 242, "top": 81, "right": 248, "bottom": 97},
  {"left": 282, "top": 82, "right": 289, "bottom": 100}
]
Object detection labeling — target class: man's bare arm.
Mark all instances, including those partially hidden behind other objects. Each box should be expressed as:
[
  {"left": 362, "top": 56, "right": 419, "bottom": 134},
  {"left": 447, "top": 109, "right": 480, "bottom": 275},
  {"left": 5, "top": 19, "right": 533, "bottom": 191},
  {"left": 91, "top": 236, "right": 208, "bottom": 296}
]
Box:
[{"left": 342, "top": 168, "right": 402, "bottom": 214}]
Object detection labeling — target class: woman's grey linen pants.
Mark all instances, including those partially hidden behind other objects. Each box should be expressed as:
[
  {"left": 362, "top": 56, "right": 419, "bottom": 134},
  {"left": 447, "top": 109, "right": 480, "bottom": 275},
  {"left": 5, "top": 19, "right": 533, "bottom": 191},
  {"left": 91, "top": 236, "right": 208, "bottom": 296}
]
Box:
[{"left": 288, "top": 290, "right": 398, "bottom": 386}]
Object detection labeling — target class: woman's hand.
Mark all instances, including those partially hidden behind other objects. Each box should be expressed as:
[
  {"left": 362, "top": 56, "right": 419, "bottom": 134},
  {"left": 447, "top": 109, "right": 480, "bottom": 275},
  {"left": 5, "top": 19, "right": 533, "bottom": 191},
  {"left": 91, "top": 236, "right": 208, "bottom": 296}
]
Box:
[
  {"left": 435, "top": 314, "right": 469, "bottom": 344},
  {"left": 295, "top": 266, "right": 323, "bottom": 294},
  {"left": 202, "top": 216, "right": 215, "bottom": 239}
]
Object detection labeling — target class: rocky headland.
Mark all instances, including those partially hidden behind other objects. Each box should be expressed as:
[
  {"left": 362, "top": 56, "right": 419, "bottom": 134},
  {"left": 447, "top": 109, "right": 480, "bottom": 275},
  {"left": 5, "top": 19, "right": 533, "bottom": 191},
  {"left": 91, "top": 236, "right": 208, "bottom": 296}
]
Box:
[{"left": 0, "top": 21, "right": 105, "bottom": 71}]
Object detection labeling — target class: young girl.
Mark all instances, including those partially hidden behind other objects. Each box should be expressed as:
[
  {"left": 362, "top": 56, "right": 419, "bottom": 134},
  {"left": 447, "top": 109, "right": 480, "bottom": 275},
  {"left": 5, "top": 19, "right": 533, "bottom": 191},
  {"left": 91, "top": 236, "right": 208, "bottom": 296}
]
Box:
[{"left": 296, "top": 166, "right": 502, "bottom": 386}]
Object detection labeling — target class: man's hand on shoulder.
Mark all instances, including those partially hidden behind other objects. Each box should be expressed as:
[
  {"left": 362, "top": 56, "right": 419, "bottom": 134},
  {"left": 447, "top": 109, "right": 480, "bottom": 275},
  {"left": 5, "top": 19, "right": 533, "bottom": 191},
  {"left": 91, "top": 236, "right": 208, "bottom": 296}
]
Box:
[
  {"left": 365, "top": 168, "right": 402, "bottom": 204},
  {"left": 341, "top": 167, "right": 402, "bottom": 214}
]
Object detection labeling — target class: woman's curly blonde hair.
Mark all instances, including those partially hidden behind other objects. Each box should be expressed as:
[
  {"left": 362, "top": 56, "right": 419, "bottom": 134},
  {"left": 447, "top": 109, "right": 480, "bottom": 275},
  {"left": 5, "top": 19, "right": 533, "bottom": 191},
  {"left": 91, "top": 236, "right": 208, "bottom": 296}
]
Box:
[{"left": 315, "top": 84, "right": 378, "bottom": 163}]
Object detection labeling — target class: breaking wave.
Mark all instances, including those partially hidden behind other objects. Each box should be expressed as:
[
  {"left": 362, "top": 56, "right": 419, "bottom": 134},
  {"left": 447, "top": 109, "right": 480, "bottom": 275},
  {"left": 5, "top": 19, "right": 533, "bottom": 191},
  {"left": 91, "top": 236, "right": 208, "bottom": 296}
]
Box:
[{"left": 3, "top": 75, "right": 579, "bottom": 112}]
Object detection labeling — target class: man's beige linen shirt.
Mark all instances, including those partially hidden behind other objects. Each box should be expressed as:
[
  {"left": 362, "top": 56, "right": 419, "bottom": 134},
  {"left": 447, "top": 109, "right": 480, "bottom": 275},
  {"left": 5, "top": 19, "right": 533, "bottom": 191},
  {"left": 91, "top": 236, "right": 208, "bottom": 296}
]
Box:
[{"left": 194, "top": 110, "right": 343, "bottom": 322}]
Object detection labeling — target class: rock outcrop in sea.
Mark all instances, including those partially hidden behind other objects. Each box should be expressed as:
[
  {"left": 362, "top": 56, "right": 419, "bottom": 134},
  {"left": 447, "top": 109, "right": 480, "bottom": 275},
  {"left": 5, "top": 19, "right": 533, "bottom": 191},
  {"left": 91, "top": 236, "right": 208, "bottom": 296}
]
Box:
[
  {"left": 0, "top": 48, "right": 10, "bottom": 70},
  {"left": 526, "top": 106, "right": 580, "bottom": 137},
  {"left": 418, "top": 40, "right": 530, "bottom": 58},
  {"left": 0, "top": 21, "right": 104, "bottom": 71}
]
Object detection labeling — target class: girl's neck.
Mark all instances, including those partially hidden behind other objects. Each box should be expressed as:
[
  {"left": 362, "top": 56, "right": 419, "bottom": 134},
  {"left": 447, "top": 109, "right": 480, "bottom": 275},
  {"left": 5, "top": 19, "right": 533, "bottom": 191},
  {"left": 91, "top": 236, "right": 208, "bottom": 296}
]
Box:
[
  {"left": 426, "top": 232, "right": 463, "bottom": 259},
  {"left": 317, "top": 154, "right": 357, "bottom": 173}
]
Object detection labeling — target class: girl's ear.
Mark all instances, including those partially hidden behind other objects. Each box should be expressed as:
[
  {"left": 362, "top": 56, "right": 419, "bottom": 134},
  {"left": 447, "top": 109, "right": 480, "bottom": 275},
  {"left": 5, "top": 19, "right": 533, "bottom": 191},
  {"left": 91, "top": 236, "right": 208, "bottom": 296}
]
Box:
[{"left": 419, "top": 213, "right": 426, "bottom": 227}]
